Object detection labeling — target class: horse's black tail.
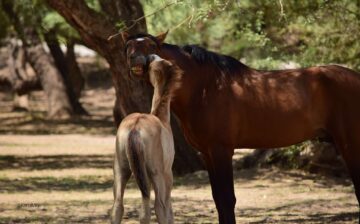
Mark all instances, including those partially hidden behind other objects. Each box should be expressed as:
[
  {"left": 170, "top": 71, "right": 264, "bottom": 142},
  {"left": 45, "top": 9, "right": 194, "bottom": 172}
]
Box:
[{"left": 127, "top": 129, "right": 150, "bottom": 198}]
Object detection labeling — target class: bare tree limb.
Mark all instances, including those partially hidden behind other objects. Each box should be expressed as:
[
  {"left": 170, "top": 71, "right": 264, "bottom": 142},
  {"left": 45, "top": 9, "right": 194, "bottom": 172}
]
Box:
[{"left": 108, "top": 0, "right": 178, "bottom": 40}]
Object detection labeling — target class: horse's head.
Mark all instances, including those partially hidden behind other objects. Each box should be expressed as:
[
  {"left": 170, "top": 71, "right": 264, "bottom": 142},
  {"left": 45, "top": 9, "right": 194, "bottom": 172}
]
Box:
[{"left": 121, "top": 31, "right": 168, "bottom": 79}]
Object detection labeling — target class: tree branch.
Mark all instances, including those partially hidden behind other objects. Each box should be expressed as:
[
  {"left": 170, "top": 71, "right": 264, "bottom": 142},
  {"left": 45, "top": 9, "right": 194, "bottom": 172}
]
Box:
[
  {"left": 108, "top": 0, "right": 178, "bottom": 40},
  {"left": 46, "top": 0, "right": 118, "bottom": 57}
]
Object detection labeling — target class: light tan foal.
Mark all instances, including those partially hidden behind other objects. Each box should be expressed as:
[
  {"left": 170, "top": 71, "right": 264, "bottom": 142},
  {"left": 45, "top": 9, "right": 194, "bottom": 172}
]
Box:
[{"left": 111, "top": 56, "right": 181, "bottom": 224}]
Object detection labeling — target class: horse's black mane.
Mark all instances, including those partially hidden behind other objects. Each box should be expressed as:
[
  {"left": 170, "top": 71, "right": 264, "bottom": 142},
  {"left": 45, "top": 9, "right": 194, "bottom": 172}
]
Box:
[{"left": 182, "top": 45, "right": 246, "bottom": 75}]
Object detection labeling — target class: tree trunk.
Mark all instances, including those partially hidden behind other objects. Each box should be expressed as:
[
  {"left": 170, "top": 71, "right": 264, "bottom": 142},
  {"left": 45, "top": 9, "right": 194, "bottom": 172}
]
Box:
[
  {"left": 44, "top": 30, "right": 87, "bottom": 115},
  {"left": 0, "top": 38, "right": 41, "bottom": 96},
  {"left": 46, "top": 0, "right": 203, "bottom": 173},
  {"left": 2, "top": 0, "right": 73, "bottom": 119},
  {"left": 25, "top": 28, "right": 73, "bottom": 119},
  {"left": 66, "top": 40, "right": 84, "bottom": 99}
]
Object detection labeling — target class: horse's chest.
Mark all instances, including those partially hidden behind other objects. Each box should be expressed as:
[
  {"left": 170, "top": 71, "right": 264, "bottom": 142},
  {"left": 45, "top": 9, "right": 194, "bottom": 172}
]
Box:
[
  {"left": 180, "top": 121, "right": 205, "bottom": 151},
  {"left": 182, "top": 112, "right": 230, "bottom": 150}
]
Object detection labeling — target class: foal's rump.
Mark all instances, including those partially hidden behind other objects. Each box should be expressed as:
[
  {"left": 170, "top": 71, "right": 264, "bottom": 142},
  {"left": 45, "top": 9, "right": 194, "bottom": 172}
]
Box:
[{"left": 117, "top": 113, "right": 174, "bottom": 197}]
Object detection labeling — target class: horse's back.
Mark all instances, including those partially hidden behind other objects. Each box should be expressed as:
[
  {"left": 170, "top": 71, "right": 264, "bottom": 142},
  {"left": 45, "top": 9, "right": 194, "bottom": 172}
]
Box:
[
  {"left": 321, "top": 65, "right": 360, "bottom": 96},
  {"left": 258, "top": 64, "right": 360, "bottom": 112},
  {"left": 286, "top": 64, "right": 360, "bottom": 130}
]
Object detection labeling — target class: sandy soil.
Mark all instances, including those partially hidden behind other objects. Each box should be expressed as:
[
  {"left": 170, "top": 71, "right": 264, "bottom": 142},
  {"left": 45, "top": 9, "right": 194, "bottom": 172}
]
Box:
[{"left": 0, "top": 85, "right": 358, "bottom": 223}]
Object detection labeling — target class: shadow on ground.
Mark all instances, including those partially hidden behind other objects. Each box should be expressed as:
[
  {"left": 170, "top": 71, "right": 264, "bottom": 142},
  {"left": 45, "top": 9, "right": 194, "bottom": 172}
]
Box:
[
  {"left": 0, "top": 176, "right": 113, "bottom": 192},
  {"left": 0, "top": 197, "right": 357, "bottom": 224},
  {"left": 0, "top": 113, "right": 115, "bottom": 135},
  {"left": 0, "top": 155, "right": 113, "bottom": 170}
]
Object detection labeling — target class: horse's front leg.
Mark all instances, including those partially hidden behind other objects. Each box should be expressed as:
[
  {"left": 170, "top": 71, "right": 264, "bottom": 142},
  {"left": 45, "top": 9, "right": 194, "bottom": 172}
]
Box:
[{"left": 203, "top": 147, "right": 236, "bottom": 224}]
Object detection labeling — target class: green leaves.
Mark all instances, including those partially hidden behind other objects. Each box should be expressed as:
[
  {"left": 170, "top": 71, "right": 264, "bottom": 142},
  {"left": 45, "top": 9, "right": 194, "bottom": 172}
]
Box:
[
  {"left": 42, "top": 11, "right": 79, "bottom": 42},
  {"left": 143, "top": 0, "right": 360, "bottom": 70},
  {"left": 1, "top": 0, "right": 358, "bottom": 70}
]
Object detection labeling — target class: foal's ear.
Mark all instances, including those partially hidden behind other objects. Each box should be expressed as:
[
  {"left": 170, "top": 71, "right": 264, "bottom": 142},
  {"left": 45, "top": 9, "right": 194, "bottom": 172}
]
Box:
[
  {"left": 155, "top": 30, "right": 169, "bottom": 45},
  {"left": 121, "top": 31, "right": 129, "bottom": 44}
]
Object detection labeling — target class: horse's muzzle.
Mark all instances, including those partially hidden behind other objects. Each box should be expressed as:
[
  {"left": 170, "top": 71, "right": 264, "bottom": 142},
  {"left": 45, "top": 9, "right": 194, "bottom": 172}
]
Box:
[{"left": 129, "top": 55, "right": 147, "bottom": 76}]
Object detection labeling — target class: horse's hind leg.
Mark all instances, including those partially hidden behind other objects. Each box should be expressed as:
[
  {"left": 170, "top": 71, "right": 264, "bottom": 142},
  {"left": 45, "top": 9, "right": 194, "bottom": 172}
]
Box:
[
  {"left": 111, "top": 153, "right": 131, "bottom": 224},
  {"left": 333, "top": 131, "right": 360, "bottom": 223},
  {"left": 347, "top": 163, "right": 360, "bottom": 205},
  {"left": 343, "top": 144, "right": 360, "bottom": 200},
  {"left": 343, "top": 152, "right": 360, "bottom": 224},
  {"left": 152, "top": 171, "right": 174, "bottom": 224}
]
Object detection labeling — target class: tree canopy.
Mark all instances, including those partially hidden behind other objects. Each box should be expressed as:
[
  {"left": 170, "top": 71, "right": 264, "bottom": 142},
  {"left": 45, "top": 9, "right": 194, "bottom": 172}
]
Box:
[
  {"left": 1, "top": 0, "right": 359, "bottom": 70},
  {"left": 143, "top": 0, "right": 360, "bottom": 70}
]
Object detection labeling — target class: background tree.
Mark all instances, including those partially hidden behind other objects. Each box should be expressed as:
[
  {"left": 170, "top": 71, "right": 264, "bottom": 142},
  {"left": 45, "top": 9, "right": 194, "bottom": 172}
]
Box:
[
  {"left": 0, "top": 0, "right": 91, "bottom": 117},
  {"left": 42, "top": 9, "right": 88, "bottom": 115},
  {"left": 1, "top": 0, "right": 73, "bottom": 118}
]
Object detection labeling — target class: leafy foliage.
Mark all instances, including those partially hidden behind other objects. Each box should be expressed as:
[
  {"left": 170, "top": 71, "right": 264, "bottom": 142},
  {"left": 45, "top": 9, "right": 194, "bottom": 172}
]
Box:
[
  {"left": 42, "top": 11, "right": 80, "bottom": 43},
  {"left": 2, "top": 0, "right": 358, "bottom": 70},
  {"left": 0, "top": 0, "right": 80, "bottom": 45},
  {"left": 143, "top": 0, "right": 360, "bottom": 70}
]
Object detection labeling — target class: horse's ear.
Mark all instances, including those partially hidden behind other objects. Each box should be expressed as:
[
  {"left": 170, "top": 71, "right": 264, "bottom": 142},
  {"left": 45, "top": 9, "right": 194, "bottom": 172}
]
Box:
[
  {"left": 155, "top": 30, "right": 168, "bottom": 44},
  {"left": 121, "top": 31, "right": 129, "bottom": 44}
]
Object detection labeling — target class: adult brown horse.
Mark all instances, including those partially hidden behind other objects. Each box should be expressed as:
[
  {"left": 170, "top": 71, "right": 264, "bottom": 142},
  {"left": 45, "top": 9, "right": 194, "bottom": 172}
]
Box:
[{"left": 120, "top": 31, "right": 360, "bottom": 223}]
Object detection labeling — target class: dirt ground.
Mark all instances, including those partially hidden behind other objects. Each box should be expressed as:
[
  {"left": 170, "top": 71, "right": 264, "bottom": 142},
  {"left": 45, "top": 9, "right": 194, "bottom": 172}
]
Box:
[{"left": 0, "top": 72, "right": 359, "bottom": 223}]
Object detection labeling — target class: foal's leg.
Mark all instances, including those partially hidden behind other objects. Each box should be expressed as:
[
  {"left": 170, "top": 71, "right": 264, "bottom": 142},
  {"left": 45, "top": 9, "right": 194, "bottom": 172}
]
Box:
[
  {"left": 140, "top": 187, "right": 151, "bottom": 224},
  {"left": 203, "top": 147, "right": 236, "bottom": 224},
  {"left": 165, "top": 171, "right": 174, "bottom": 223},
  {"left": 152, "top": 171, "right": 174, "bottom": 224},
  {"left": 111, "top": 154, "right": 131, "bottom": 224}
]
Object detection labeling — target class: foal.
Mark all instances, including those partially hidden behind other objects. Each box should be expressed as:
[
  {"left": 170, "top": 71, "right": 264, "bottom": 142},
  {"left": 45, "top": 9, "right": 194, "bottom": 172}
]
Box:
[{"left": 111, "top": 55, "right": 181, "bottom": 224}]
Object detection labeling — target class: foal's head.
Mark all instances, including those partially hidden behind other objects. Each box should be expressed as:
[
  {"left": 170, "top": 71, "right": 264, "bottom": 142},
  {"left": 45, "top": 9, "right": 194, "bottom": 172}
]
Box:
[{"left": 121, "top": 31, "right": 168, "bottom": 79}]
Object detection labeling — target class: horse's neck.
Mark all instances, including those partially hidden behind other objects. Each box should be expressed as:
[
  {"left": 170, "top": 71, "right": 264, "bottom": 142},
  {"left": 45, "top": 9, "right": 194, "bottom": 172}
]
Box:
[
  {"left": 159, "top": 43, "right": 253, "bottom": 111},
  {"left": 150, "top": 80, "right": 171, "bottom": 125},
  {"left": 159, "top": 44, "right": 208, "bottom": 118}
]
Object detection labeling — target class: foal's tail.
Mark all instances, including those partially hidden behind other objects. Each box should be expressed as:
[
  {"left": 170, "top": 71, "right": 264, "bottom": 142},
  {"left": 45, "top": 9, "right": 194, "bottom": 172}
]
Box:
[{"left": 127, "top": 129, "right": 150, "bottom": 198}]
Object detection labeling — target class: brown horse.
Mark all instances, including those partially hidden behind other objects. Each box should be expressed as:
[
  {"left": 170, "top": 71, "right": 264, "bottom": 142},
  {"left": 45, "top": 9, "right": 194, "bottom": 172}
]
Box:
[{"left": 120, "top": 31, "right": 360, "bottom": 223}]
